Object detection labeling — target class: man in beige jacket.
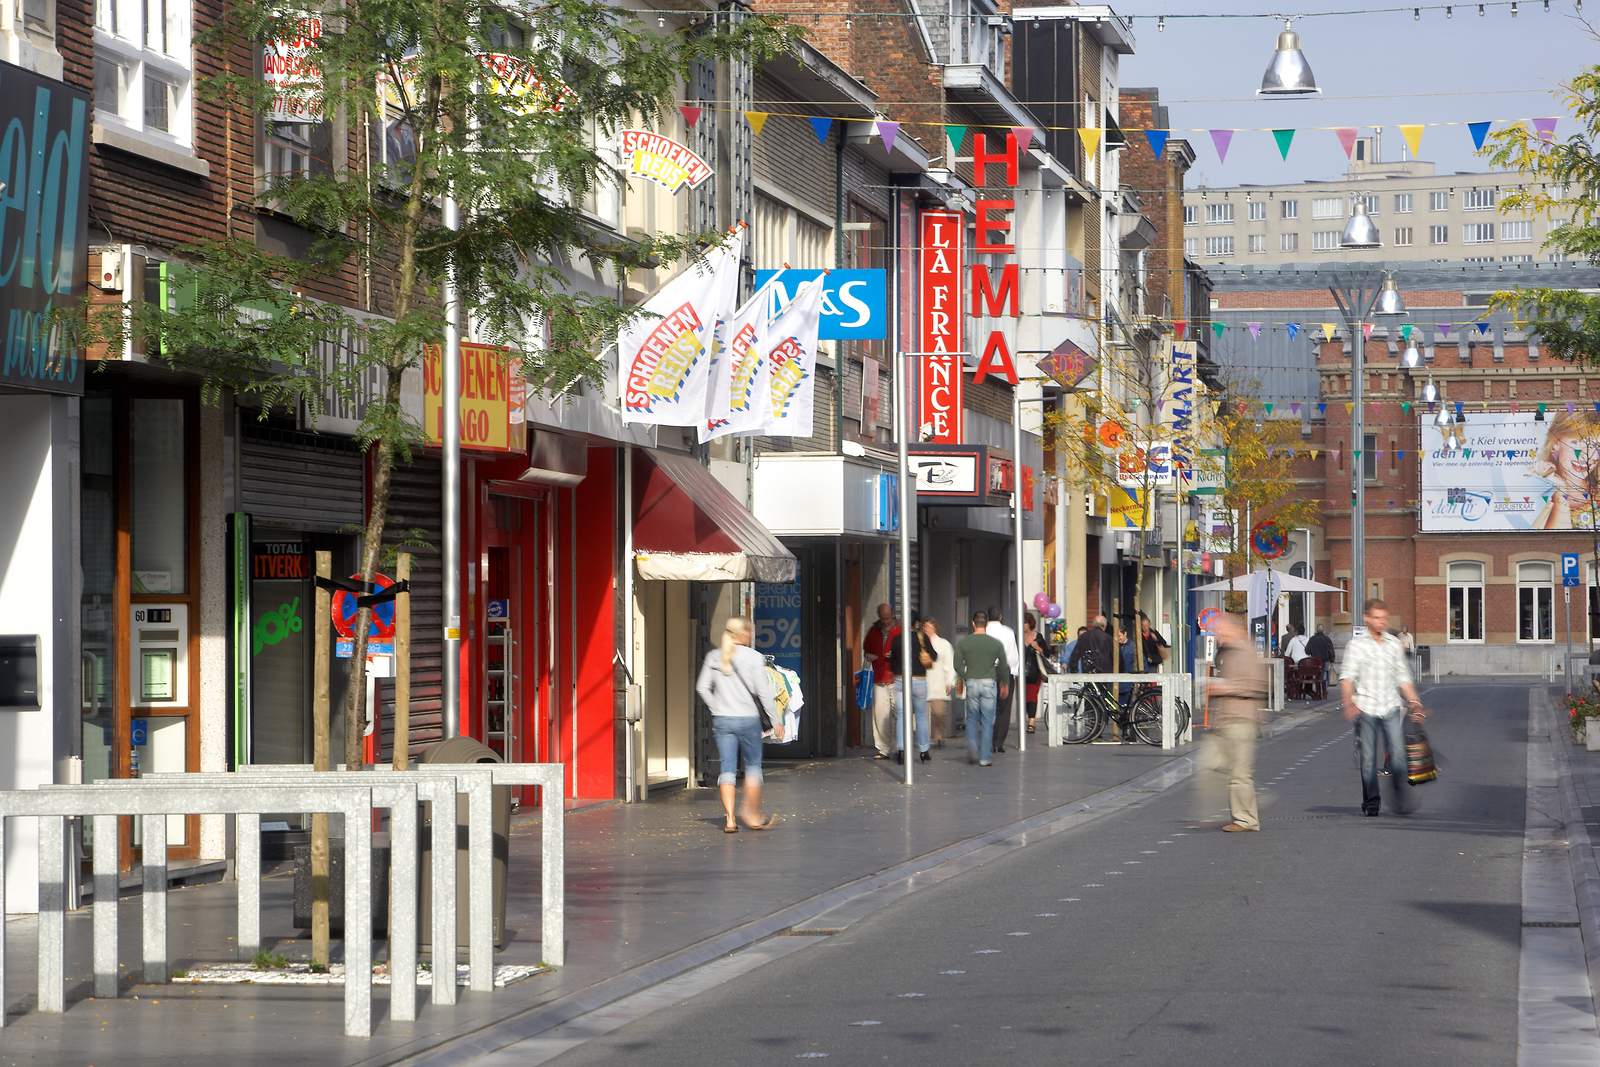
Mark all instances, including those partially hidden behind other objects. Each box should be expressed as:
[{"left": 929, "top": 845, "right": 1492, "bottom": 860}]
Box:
[{"left": 1207, "top": 613, "right": 1268, "bottom": 832}]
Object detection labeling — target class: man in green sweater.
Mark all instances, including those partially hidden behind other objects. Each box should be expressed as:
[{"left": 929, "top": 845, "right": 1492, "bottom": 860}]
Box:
[{"left": 953, "top": 611, "right": 1012, "bottom": 766}]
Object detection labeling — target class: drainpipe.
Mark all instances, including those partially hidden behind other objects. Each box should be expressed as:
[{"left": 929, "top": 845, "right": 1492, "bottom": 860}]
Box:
[{"left": 834, "top": 120, "right": 847, "bottom": 453}]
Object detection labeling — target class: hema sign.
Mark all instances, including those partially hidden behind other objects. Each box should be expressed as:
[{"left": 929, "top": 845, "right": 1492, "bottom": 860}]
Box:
[{"left": 0, "top": 60, "right": 88, "bottom": 395}]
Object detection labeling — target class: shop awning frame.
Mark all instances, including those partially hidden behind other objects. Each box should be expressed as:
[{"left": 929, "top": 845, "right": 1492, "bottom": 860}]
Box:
[{"left": 633, "top": 449, "right": 797, "bottom": 583}]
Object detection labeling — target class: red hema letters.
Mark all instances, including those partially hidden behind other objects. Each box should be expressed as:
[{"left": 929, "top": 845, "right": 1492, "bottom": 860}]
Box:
[{"left": 971, "top": 132, "right": 1020, "bottom": 386}]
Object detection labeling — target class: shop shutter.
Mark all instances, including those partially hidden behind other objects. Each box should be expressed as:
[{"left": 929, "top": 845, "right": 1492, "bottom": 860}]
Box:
[
  {"left": 375, "top": 458, "right": 445, "bottom": 764},
  {"left": 239, "top": 427, "right": 364, "bottom": 531}
]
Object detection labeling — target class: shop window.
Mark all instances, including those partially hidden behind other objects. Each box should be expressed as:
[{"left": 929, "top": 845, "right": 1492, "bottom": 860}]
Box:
[
  {"left": 1518, "top": 561, "right": 1554, "bottom": 643},
  {"left": 1447, "top": 561, "right": 1484, "bottom": 643},
  {"left": 131, "top": 398, "right": 188, "bottom": 593}
]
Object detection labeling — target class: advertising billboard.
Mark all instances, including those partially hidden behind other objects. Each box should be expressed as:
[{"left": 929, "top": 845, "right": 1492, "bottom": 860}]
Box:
[{"left": 1420, "top": 411, "right": 1600, "bottom": 532}]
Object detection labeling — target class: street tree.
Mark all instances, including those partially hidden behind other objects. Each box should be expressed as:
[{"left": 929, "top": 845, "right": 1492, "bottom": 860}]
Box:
[
  {"left": 1484, "top": 64, "right": 1600, "bottom": 361},
  {"left": 87, "top": 0, "right": 792, "bottom": 773}
]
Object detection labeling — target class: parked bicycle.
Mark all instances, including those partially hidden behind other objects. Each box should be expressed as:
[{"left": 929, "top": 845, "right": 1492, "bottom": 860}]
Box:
[{"left": 1055, "top": 680, "right": 1191, "bottom": 746}]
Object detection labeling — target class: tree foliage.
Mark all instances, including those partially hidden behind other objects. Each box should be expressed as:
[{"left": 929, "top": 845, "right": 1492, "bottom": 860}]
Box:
[
  {"left": 1485, "top": 65, "right": 1600, "bottom": 363},
  {"left": 1201, "top": 402, "right": 1323, "bottom": 585}
]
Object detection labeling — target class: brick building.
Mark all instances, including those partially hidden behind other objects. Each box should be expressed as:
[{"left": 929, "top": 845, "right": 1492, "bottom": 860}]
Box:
[{"left": 1211, "top": 261, "right": 1600, "bottom": 675}]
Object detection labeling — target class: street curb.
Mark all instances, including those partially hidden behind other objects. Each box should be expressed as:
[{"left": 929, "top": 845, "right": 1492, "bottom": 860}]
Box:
[
  {"left": 1535, "top": 686, "right": 1600, "bottom": 1025},
  {"left": 397, "top": 712, "right": 1324, "bottom": 1067}
]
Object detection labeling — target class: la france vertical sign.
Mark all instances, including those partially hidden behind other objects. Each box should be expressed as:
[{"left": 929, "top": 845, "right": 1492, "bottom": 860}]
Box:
[{"left": 918, "top": 210, "right": 964, "bottom": 444}]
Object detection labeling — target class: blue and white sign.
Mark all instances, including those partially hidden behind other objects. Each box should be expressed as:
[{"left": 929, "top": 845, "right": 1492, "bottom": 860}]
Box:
[
  {"left": 486, "top": 598, "right": 510, "bottom": 621},
  {"left": 753, "top": 578, "right": 803, "bottom": 674},
  {"left": 874, "top": 473, "right": 900, "bottom": 533},
  {"left": 1563, "top": 552, "right": 1581, "bottom": 588},
  {"left": 131, "top": 718, "right": 148, "bottom": 747},
  {"left": 754, "top": 269, "right": 886, "bottom": 340}
]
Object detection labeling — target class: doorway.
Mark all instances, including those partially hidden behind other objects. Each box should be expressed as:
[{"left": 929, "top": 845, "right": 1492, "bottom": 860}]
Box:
[{"left": 635, "top": 580, "right": 693, "bottom": 789}]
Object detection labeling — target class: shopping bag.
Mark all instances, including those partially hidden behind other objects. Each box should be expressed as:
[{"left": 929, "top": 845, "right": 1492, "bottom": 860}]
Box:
[
  {"left": 853, "top": 667, "right": 874, "bottom": 712},
  {"left": 1406, "top": 721, "right": 1438, "bottom": 785}
]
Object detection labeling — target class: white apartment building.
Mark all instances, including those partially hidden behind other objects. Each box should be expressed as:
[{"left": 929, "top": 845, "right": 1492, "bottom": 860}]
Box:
[{"left": 1181, "top": 134, "right": 1560, "bottom": 268}]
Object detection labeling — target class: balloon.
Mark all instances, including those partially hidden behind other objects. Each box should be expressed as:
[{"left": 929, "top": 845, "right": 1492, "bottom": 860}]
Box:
[
  {"left": 1033, "top": 592, "right": 1050, "bottom": 611},
  {"left": 1046, "top": 602, "right": 1062, "bottom": 619}
]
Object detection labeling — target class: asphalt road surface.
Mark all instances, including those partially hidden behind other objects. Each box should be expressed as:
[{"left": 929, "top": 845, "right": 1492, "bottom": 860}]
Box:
[{"left": 549, "top": 683, "right": 1529, "bottom": 1066}]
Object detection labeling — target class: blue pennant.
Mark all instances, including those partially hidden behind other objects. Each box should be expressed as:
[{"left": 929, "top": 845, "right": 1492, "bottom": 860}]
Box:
[{"left": 808, "top": 117, "right": 833, "bottom": 144}]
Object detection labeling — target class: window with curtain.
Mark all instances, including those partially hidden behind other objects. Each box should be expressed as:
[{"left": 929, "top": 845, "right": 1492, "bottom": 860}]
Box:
[
  {"left": 1518, "top": 561, "right": 1554, "bottom": 642},
  {"left": 1448, "top": 561, "right": 1485, "bottom": 642}
]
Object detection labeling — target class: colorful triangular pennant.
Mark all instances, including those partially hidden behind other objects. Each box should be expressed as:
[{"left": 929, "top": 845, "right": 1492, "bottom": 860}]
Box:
[
  {"left": 1476, "top": 321, "right": 1491, "bottom": 335},
  {"left": 1173, "top": 320, "right": 1187, "bottom": 339},
  {"left": 1078, "top": 127, "right": 1103, "bottom": 156},
  {"left": 945, "top": 124, "right": 967, "bottom": 153},
  {"left": 679, "top": 105, "right": 702, "bottom": 127},
  {"left": 1271, "top": 128, "right": 1295, "bottom": 160},
  {"left": 1467, "top": 120, "right": 1491, "bottom": 151},
  {"left": 1012, "top": 127, "right": 1036, "bottom": 155},
  {"left": 1322, "top": 323, "right": 1338, "bottom": 342},
  {"left": 1209, "top": 129, "right": 1234, "bottom": 163},
  {"left": 1286, "top": 323, "right": 1300, "bottom": 340},
  {"left": 1533, "top": 116, "right": 1560, "bottom": 142},
  {"left": 876, "top": 120, "right": 899, "bottom": 153},
  {"left": 1144, "top": 129, "right": 1170, "bottom": 158},
  {"left": 1335, "top": 128, "right": 1359, "bottom": 159},
  {"left": 1401, "top": 324, "right": 1413, "bottom": 341},
  {"left": 1247, "top": 322, "right": 1262, "bottom": 340},
  {"left": 1399, "top": 123, "right": 1424, "bottom": 158},
  {"left": 808, "top": 116, "right": 833, "bottom": 143},
  {"left": 1212, "top": 321, "right": 1226, "bottom": 339},
  {"left": 744, "top": 111, "right": 769, "bottom": 136},
  {"left": 1362, "top": 322, "right": 1374, "bottom": 340}
]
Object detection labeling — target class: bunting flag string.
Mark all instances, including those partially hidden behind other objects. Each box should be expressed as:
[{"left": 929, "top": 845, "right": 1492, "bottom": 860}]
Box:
[
  {"left": 1401, "top": 324, "right": 1413, "bottom": 342},
  {"left": 744, "top": 110, "right": 769, "bottom": 136},
  {"left": 1533, "top": 116, "right": 1560, "bottom": 142},
  {"left": 1247, "top": 322, "right": 1262, "bottom": 340},
  {"left": 1286, "top": 323, "right": 1301, "bottom": 340},
  {"left": 1144, "top": 129, "right": 1170, "bottom": 158},
  {"left": 1361, "top": 322, "right": 1374, "bottom": 340},
  {"left": 1012, "top": 127, "right": 1036, "bottom": 154},
  {"left": 1335, "top": 127, "right": 1359, "bottom": 158},
  {"left": 1468, "top": 119, "right": 1491, "bottom": 150},
  {"left": 1321, "top": 323, "right": 1338, "bottom": 342},
  {"left": 1210, "top": 128, "right": 1234, "bottom": 163},
  {"left": 1399, "top": 123, "right": 1425, "bottom": 158},
  {"left": 1272, "top": 128, "right": 1295, "bottom": 160},
  {"left": 876, "top": 120, "right": 899, "bottom": 153},
  {"left": 1173, "top": 320, "right": 1187, "bottom": 339},
  {"left": 807, "top": 116, "right": 832, "bottom": 143},
  {"left": 1078, "top": 127, "right": 1103, "bottom": 156},
  {"left": 1211, "top": 321, "right": 1226, "bottom": 339},
  {"left": 945, "top": 124, "right": 967, "bottom": 153},
  {"left": 679, "top": 104, "right": 702, "bottom": 127}
]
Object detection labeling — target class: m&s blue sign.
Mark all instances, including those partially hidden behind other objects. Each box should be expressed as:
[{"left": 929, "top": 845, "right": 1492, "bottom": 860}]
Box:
[
  {"left": 754, "top": 269, "right": 886, "bottom": 341},
  {"left": 0, "top": 59, "right": 89, "bottom": 396}
]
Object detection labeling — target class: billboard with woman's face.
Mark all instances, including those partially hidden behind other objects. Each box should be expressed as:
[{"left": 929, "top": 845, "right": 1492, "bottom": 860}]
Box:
[{"left": 1420, "top": 412, "right": 1600, "bottom": 532}]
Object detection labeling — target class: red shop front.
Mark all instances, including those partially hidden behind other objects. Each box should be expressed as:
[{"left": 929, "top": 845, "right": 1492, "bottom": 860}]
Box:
[{"left": 458, "top": 434, "right": 620, "bottom": 800}]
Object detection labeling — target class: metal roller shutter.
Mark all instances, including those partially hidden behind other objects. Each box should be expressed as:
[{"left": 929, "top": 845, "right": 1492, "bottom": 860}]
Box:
[
  {"left": 375, "top": 458, "right": 445, "bottom": 763},
  {"left": 239, "top": 428, "right": 365, "bottom": 531}
]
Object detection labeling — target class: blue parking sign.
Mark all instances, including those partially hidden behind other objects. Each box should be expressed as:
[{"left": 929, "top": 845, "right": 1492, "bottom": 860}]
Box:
[{"left": 1563, "top": 552, "right": 1581, "bottom": 587}]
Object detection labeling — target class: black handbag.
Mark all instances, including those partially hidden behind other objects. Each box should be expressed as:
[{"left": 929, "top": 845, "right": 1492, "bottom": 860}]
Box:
[{"left": 1406, "top": 721, "right": 1438, "bottom": 785}]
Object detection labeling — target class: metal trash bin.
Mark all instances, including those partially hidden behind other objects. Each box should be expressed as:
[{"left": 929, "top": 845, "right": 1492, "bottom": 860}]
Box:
[{"left": 418, "top": 737, "right": 511, "bottom": 954}]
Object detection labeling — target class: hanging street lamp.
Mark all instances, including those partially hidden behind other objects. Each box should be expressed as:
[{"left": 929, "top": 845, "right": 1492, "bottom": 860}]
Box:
[{"left": 1258, "top": 19, "right": 1320, "bottom": 96}]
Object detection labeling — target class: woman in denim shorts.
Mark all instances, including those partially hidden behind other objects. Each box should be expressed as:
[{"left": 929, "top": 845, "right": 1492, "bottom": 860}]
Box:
[{"left": 695, "top": 617, "right": 783, "bottom": 833}]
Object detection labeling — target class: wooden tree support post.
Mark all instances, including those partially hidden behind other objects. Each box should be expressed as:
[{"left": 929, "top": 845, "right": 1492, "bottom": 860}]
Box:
[
  {"left": 312, "top": 550, "right": 332, "bottom": 968},
  {"left": 393, "top": 553, "right": 412, "bottom": 771}
]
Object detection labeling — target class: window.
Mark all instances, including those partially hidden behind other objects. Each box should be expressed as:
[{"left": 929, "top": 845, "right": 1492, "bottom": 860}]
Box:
[
  {"left": 1464, "top": 256, "right": 1495, "bottom": 264},
  {"left": 755, "top": 193, "right": 831, "bottom": 272},
  {"left": 95, "top": 0, "right": 193, "bottom": 145},
  {"left": 1502, "top": 220, "right": 1533, "bottom": 242},
  {"left": 1281, "top": 199, "right": 1299, "bottom": 220},
  {"left": 1205, "top": 236, "right": 1234, "bottom": 257},
  {"left": 1206, "top": 203, "right": 1234, "bottom": 224},
  {"left": 1184, "top": 237, "right": 1198, "bottom": 257},
  {"left": 1248, "top": 234, "right": 1266, "bottom": 254},
  {"left": 1362, "top": 433, "right": 1378, "bottom": 483},
  {"left": 1448, "top": 561, "right": 1485, "bottom": 642},
  {"left": 1280, "top": 232, "right": 1299, "bottom": 252},
  {"left": 1393, "top": 227, "right": 1413, "bottom": 247},
  {"left": 131, "top": 398, "right": 189, "bottom": 593},
  {"left": 1393, "top": 193, "right": 1413, "bottom": 213},
  {"left": 1464, "top": 222, "right": 1496, "bottom": 244},
  {"left": 1504, "top": 255, "right": 1534, "bottom": 263},
  {"left": 1359, "top": 194, "right": 1379, "bottom": 215},
  {"left": 1312, "top": 230, "right": 1340, "bottom": 251},
  {"left": 1429, "top": 191, "right": 1449, "bottom": 212},
  {"left": 1248, "top": 201, "right": 1266, "bottom": 222},
  {"left": 1518, "top": 561, "right": 1555, "bottom": 642},
  {"left": 1183, "top": 204, "right": 1199, "bottom": 225},
  {"left": 1464, "top": 187, "right": 1497, "bottom": 211},
  {"left": 1429, "top": 225, "right": 1449, "bottom": 245},
  {"left": 1312, "top": 197, "right": 1343, "bottom": 220}
]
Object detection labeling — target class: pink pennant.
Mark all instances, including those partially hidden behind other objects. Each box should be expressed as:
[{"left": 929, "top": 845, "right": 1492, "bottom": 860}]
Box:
[
  {"left": 679, "top": 105, "right": 702, "bottom": 127},
  {"left": 1533, "top": 117, "right": 1559, "bottom": 142},
  {"left": 1209, "top": 129, "right": 1234, "bottom": 163},
  {"left": 876, "top": 120, "right": 900, "bottom": 154},
  {"left": 1361, "top": 323, "right": 1374, "bottom": 340},
  {"left": 1011, "top": 127, "right": 1036, "bottom": 155},
  {"left": 1335, "top": 128, "right": 1359, "bottom": 159}
]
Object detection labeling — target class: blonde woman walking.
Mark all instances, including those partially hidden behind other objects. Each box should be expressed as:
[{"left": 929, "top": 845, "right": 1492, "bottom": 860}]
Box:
[
  {"left": 923, "top": 616, "right": 956, "bottom": 747},
  {"left": 695, "top": 617, "right": 782, "bottom": 833}
]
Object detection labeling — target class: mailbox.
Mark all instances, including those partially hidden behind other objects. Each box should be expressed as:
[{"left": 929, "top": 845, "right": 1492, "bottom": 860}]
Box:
[{"left": 0, "top": 634, "right": 39, "bottom": 707}]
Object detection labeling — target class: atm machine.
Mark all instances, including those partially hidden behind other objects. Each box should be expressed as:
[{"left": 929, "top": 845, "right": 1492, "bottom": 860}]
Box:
[{"left": 130, "top": 603, "right": 189, "bottom": 845}]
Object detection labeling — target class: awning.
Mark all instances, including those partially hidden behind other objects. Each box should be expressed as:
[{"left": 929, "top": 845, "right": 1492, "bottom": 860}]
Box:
[
  {"left": 1192, "top": 569, "right": 1343, "bottom": 594},
  {"left": 633, "top": 449, "right": 797, "bottom": 583}
]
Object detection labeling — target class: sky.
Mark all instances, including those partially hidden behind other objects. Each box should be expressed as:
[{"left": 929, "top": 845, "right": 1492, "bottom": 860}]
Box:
[{"left": 1117, "top": 1, "right": 1595, "bottom": 188}]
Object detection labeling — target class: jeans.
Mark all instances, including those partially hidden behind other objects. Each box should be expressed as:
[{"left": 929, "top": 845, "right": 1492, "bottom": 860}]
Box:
[
  {"left": 713, "top": 715, "right": 765, "bottom": 786},
  {"left": 910, "top": 678, "right": 931, "bottom": 753},
  {"left": 1356, "top": 712, "right": 1413, "bottom": 814},
  {"left": 964, "top": 679, "right": 998, "bottom": 763}
]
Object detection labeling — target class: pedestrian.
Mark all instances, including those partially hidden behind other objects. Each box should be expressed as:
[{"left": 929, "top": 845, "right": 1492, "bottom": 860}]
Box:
[
  {"left": 1115, "top": 624, "right": 1137, "bottom": 707},
  {"left": 984, "top": 608, "right": 1020, "bottom": 752},
  {"left": 1061, "top": 625, "right": 1088, "bottom": 672},
  {"left": 862, "top": 603, "right": 901, "bottom": 761},
  {"left": 1138, "top": 611, "right": 1170, "bottom": 673},
  {"left": 1398, "top": 625, "right": 1416, "bottom": 662},
  {"left": 1069, "top": 615, "right": 1113, "bottom": 674},
  {"left": 889, "top": 615, "right": 935, "bottom": 764},
  {"left": 1341, "top": 598, "right": 1428, "bottom": 817},
  {"left": 1205, "top": 612, "right": 1268, "bottom": 832},
  {"left": 953, "top": 611, "right": 1012, "bottom": 767},
  {"left": 1307, "top": 625, "right": 1335, "bottom": 688},
  {"left": 695, "top": 617, "right": 781, "bottom": 833},
  {"left": 1284, "top": 626, "right": 1310, "bottom": 663},
  {"left": 922, "top": 616, "right": 956, "bottom": 748},
  {"left": 1023, "top": 613, "right": 1053, "bottom": 735}
]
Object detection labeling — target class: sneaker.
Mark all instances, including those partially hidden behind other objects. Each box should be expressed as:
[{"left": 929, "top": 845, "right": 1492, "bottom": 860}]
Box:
[
  {"left": 1220, "top": 822, "right": 1259, "bottom": 832},
  {"left": 978, "top": 760, "right": 993, "bottom": 767}
]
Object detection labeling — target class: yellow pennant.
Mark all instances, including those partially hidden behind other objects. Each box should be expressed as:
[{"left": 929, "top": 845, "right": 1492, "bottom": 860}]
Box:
[
  {"left": 1399, "top": 124, "right": 1424, "bottom": 158},
  {"left": 1321, "top": 323, "right": 1337, "bottom": 341},
  {"left": 1077, "top": 127, "right": 1102, "bottom": 156},
  {"left": 745, "top": 111, "right": 769, "bottom": 136},
  {"left": 1309, "top": 448, "right": 1320, "bottom": 460},
  {"left": 1345, "top": 402, "right": 1355, "bottom": 414}
]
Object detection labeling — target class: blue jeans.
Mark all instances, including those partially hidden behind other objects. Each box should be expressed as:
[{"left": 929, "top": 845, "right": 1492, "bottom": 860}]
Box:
[
  {"left": 1356, "top": 712, "right": 1413, "bottom": 814},
  {"left": 713, "top": 715, "right": 765, "bottom": 786},
  {"left": 888, "top": 681, "right": 933, "bottom": 754},
  {"left": 964, "top": 679, "right": 998, "bottom": 763}
]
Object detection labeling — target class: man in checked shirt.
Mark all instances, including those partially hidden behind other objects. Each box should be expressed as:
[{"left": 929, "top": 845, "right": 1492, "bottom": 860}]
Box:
[{"left": 1341, "top": 598, "right": 1429, "bottom": 817}]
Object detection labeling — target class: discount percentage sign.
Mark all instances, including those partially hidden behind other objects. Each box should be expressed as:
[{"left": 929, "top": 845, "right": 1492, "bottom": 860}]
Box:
[
  {"left": 772, "top": 616, "right": 801, "bottom": 650},
  {"left": 253, "top": 597, "right": 303, "bottom": 654}
]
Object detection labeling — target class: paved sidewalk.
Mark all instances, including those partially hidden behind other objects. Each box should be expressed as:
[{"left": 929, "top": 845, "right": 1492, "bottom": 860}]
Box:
[{"left": 0, "top": 706, "right": 1326, "bottom": 1067}]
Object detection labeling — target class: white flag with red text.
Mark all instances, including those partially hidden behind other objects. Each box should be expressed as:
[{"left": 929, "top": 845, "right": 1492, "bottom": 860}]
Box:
[
  {"left": 753, "top": 276, "right": 824, "bottom": 438},
  {"left": 700, "top": 273, "right": 788, "bottom": 443},
  {"left": 618, "top": 235, "right": 741, "bottom": 426}
]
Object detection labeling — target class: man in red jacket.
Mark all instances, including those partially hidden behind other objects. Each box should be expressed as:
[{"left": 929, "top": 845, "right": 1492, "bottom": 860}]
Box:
[{"left": 863, "top": 603, "right": 901, "bottom": 760}]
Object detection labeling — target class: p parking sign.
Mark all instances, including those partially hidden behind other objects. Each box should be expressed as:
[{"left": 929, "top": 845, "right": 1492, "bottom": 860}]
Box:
[{"left": 1563, "top": 552, "right": 1581, "bottom": 588}]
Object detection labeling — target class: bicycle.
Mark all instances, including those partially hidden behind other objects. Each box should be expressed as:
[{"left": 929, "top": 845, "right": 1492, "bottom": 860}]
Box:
[{"left": 1055, "top": 679, "right": 1191, "bottom": 746}]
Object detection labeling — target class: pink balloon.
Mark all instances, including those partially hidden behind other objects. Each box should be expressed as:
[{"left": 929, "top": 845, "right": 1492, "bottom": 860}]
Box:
[{"left": 1033, "top": 592, "right": 1050, "bottom": 610}]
